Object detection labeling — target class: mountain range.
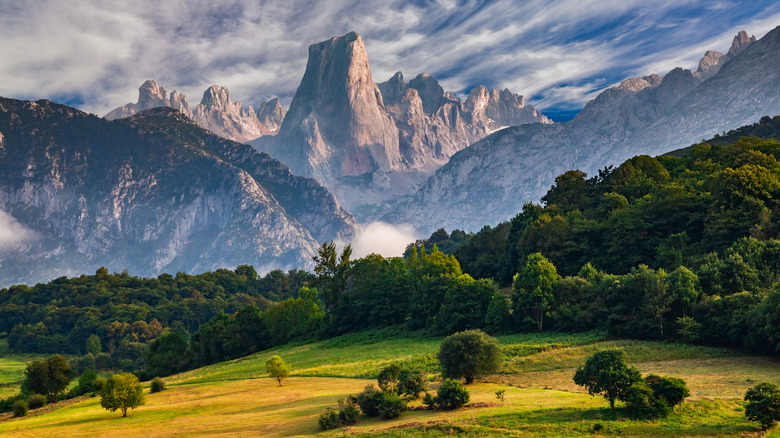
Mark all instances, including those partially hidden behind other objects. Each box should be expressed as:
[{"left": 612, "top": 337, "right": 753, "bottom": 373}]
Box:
[
  {"left": 0, "top": 98, "right": 355, "bottom": 286},
  {"left": 1, "top": 26, "right": 780, "bottom": 286},
  {"left": 383, "top": 29, "right": 780, "bottom": 233}
]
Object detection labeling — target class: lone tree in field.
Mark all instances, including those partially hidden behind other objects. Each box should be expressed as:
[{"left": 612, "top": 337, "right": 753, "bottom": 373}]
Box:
[
  {"left": 573, "top": 349, "right": 642, "bottom": 410},
  {"left": 265, "top": 355, "right": 291, "bottom": 386},
  {"left": 100, "top": 373, "right": 145, "bottom": 417},
  {"left": 744, "top": 382, "right": 780, "bottom": 430},
  {"left": 22, "top": 355, "right": 74, "bottom": 402},
  {"left": 438, "top": 329, "right": 501, "bottom": 384},
  {"left": 513, "top": 252, "right": 560, "bottom": 331}
]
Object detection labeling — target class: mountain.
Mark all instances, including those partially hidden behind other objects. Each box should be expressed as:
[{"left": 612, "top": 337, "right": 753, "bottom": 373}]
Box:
[
  {"left": 385, "top": 28, "right": 779, "bottom": 234},
  {"left": 251, "top": 31, "right": 550, "bottom": 218},
  {"left": 0, "top": 97, "right": 355, "bottom": 287},
  {"left": 106, "top": 80, "right": 285, "bottom": 143}
]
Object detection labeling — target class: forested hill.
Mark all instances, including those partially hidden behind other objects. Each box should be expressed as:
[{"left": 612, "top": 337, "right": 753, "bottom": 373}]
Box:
[
  {"left": 1, "top": 119, "right": 779, "bottom": 378},
  {"left": 665, "top": 114, "right": 780, "bottom": 157}
]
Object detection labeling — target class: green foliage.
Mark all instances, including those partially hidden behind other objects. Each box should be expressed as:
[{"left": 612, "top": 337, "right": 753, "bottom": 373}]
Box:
[
  {"left": 318, "top": 408, "right": 340, "bottom": 430},
  {"left": 150, "top": 377, "right": 165, "bottom": 393},
  {"left": 484, "top": 293, "right": 512, "bottom": 334},
  {"left": 100, "top": 372, "right": 145, "bottom": 417},
  {"left": 573, "top": 349, "right": 642, "bottom": 409},
  {"left": 378, "top": 392, "right": 407, "bottom": 419},
  {"left": 398, "top": 369, "right": 427, "bottom": 399},
  {"left": 27, "top": 394, "right": 47, "bottom": 409},
  {"left": 78, "top": 368, "right": 98, "bottom": 395},
  {"left": 513, "top": 253, "right": 561, "bottom": 331},
  {"left": 405, "top": 228, "right": 474, "bottom": 257},
  {"left": 355, "top": 385, "right": 384, "bottom": 417},
  {"left": 645, "top": 374, "right": 690, "bottom": 407},
  {"left": 12, "top": 399, "right": 28, "bottom": 417},
  {"left": 86, "top": 334, "right": 102, "bottom": 355},
  {"left": 146, "top": 332, "right": 190, "bottom": 378},
  {"left": 22, "top": 355, "right": 73, "bottom": 401},
  {"left": 438, "top": 330, "right": 501, "bottom": 384},
  {"left": 337, "top": 397, "right": 360, "bottom": 425},
  {"left": 435, "top": 378, "right": 470, "bottom": 410},
  {"left": 744, "top": 382, "right": 780, "bottom": 430},
  {"left": 265, "top": 355, "right": 290, "bottom": 386},
  {"left": 495, "top": 389, "right": 505, "bottom": 402},
  {"left": 624, "top": 381, "right": 671, "bottom": 419}
]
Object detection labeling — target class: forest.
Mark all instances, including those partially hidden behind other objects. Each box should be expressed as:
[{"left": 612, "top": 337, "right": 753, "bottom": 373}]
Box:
[{"left": 1, "top": 116, "right": 779, "bottom": 378}]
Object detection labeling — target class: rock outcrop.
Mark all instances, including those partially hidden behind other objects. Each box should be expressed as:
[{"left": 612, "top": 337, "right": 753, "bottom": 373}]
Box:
[
  {"left": 252, "top": 32, "right": 550, "bottom": 217},
  {"left": 0, "top": 97, "right": 355, "bottom": 287},
  {"left": 106, "top": 81, "right": 284, "bottom": 143},
  {"left": 385, "top": 29, "right": 777, "bottom": 234}
]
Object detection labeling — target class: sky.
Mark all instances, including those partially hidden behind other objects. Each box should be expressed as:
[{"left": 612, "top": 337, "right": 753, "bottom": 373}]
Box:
[{"left": 1, "top": 1, "right": 780, "bottom": 122}]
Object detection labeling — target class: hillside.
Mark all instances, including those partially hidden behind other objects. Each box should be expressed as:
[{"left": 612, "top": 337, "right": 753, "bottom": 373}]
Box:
[{"left": 0, "top": 330, "right": 777, "bottom": 437}]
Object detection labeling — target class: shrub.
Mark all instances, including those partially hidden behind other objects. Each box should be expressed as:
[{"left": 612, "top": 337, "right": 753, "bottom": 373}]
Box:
[
  {"left": 337, "top": 397, "right": 359, "bottom": 425},
  {"left": 78, "top": 369, "right": 98, "bottom": 395},
  {"left": 12, "top": 400, "right": 28, "bottom": 417},
  {"left": 27, "top": 394, "right": 47, "bottom": 409},
  {"left": 745, "top": 382, "right": 780, "bottom": 430},
  {"left": 377, "top": 364, "right": 402, "bottom": 393},
  {"left": 318, "top": 408, "right": 340, "bottom": 430},
  {"left": 645, "top": 375, "right": 689, "bottom": 407},
  {"left": 398, "top": 369, "right": 427, "bottom": 399},
  {"left": 438, "top": 330, "right": 501, "bottom": 384},
  {"left": 495, "top": 389, "right": 505, "bottom": 402},
  {"left": 356, "top": 385, "right": 384, "bottom": 417},
  {"left": 436, "top": 378, "right": 470, "bottom": 410},
  {"left": 150, "top": 377, "right": 166, "bottom": 393},
  {"left": 378, "top": 392, "right": 407, "bottom": 419},
  {"left": 93, "top": 377, "right": 107, "bottom": 392},
  {"left": 624, "top": 381, "right": 671, "bottom": 419},
  {"left": 573, "top": 349, "right": 642, "bottom": 409},
  {"left": 422, "top": 392, "right": 437, "bottom": 410}
]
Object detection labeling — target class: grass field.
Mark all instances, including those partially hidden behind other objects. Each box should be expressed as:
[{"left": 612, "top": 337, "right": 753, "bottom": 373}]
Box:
[
  {"left": 0, "top": 338, "right": 44, "bottom": 398},
  {"left": 0, "top": 329, "right": 777, "bottom": 437}
]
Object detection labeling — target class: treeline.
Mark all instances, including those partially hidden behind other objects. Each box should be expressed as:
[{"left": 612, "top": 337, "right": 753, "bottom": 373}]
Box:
[{"left": 0, "top": 266, "right": 313, "bottom": 360}]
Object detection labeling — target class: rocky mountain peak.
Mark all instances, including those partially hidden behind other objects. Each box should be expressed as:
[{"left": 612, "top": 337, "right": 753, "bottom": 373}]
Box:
[
  {"left": 200, "top": 85, "right": 233, "bottom": 110},
  {"left": 408, "top": 73, "right": 446, "bottom": 114},
  {"left": 728, "top": 30, "right": 757, "bottom": 57},
  {"left": 137, "top": 80, "right": 168, "bottom": 107},
  {"left": 256, "top": 98, "right": 286, "bottom": 132}
]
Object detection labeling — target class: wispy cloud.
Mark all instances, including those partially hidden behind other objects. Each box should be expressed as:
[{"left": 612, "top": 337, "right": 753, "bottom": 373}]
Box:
[
  {"left": 350, "top": 222, "right": 417, "bottom": 259},
  {"left": 0, "top": 0, "right": 778, "bottom": 118}
]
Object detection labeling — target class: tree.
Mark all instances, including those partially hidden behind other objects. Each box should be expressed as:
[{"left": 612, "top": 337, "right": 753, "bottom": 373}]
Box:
[
  {"left": 438, "top": 330, "right": 501, "bottom": 384},
  {"left": 86, "top": 334, "right": 102, "bottom": 355},
  {"left": 313, "top": 241, "right": 352, "bottom": 312},
  {"left": 265, "top": 355, "right": 290, "bottom": 386},
  {"left": 573, "top": 349, "right": 642, "bottom": 409},
  {"left": 100, "top": 373, "right": 145, "bottom": 417},
  {"left": 744, "top": 382, "right": 780, "bottom": 430},
  {"left": 23, "top": 355, "right": 74, "bottom": 401},
  {"left": 513, "top": 253, "right": 561, "bottom": 331}
]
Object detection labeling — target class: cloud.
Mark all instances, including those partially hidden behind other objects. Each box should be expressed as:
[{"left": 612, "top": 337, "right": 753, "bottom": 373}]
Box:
[
  {"left": 0, "top": 0, "right": 779, "bottom": 118},
  {"left": 0, "top": 211, "right": 36, "bottom": 249},
  {"left": 349, "top": 221, "right": 417, "bottom": 259}
]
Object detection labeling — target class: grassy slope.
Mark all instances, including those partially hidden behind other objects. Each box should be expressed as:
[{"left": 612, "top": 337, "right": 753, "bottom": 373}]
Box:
[
  {"left": 0, "top": 338, "right": 44, "bottom": 398},
  {"left": 1, "top": 330, "right": 778, "bottom": 437}
]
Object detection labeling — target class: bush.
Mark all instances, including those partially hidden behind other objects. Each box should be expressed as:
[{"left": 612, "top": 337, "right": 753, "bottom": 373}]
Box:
[
  {"left": 150, "top": 377, "right": 166, "bottom": 393},
  {"left": 337, "top": 397, "right": 359, "bottom": 425},
  {"left": 377, "top": 364, "right": 402, "bottom": 392},
  {"left": 93, "top": 377, "right": 107, "bottom": 392},
  {"left": 378, "top": 392, "right": 407, "bottom": 419},
  {"left": 624, "top": 381, "right": 671, "bottom": 419},
  {"left": 318, "top": 408, "right": 341, "bottom": 430},
  {"left": 436, "top": 378, "right": 470, "bottom": 410},
  {"left": 78, "top": 369, "right": 98, "bottom": 395},
  {"left": 438, "top": 330, "right": 501, "bottom": 384},
  {"left": 27, "top": 394, "right": 47, "bottom": 409},
  {"left": 423, "top": 392, "right": 437, "bottom": 410},
  {"left": 12, "top": 400, "right": 28, "bottom": 417},
  {"left": 356, "top": 385, "right": 384, "bottom": 417},
  {"left": 645, "top": 375, "right": 689, "bottom": 407},
  {"left": 398, "top": 369, "right": 427, "bottom": 399},
  {"left": 745, "top": 382, "right": 780, "bottom": 430}
]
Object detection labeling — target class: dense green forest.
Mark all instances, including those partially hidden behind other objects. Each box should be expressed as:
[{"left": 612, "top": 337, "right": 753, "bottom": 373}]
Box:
[{"left": 2, "top": 116, "right": 780, "bottom": 378}]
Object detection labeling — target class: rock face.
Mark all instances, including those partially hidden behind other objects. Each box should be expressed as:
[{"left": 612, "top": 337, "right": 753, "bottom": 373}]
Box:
[
  {"left": 252, "top": 32, "right": 550, "bottom": 217},
  {"left": 386, "top": 28, "right": 778, "bottom": 234},
  {"left": 0, "top": 97, "right": 356, "bottom": 287},
  {"left": 106, "top": 81, "right": 284, "bottom": 143}
]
